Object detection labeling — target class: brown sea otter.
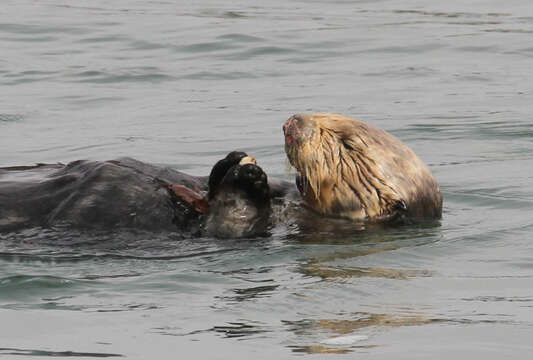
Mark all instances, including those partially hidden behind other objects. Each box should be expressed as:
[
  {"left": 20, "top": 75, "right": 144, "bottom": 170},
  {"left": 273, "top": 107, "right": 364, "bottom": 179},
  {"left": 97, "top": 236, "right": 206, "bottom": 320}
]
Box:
[{"left": 283, "top": 113, "right": 442, "bottom": 222}]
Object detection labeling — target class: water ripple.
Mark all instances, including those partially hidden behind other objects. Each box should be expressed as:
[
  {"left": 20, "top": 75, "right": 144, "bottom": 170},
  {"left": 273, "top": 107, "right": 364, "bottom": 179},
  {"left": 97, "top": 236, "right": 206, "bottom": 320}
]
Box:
[
  {"left": 0, "top": 347, "right": 123, "bottom": 358},
  {"left": 223, "top": 46, "right": 297, "bottom": 60},
  {"left": 216, "top": 33, "right": 265, "bottom": 43},
  {"left": 72, "top": 71, "right": 173, "bottom": 84},
  {"left": 0, "top": 113, "right": 24, "bottom": 123},
  {"left": 0, "top": 275, "right": 91, "bottom": 301},
  {"left": 178, "top": 71, "right": 257, "bottom": 80},
  {"left": 0, "top": 23, "right": 89, "bottom": 35}
]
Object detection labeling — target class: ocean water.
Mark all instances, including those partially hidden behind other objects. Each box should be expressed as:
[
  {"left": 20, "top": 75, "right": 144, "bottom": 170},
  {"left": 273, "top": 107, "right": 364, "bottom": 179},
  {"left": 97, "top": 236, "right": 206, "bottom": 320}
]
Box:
[{"left": 1, "top": 0, "right": 533, "bottom": 358}]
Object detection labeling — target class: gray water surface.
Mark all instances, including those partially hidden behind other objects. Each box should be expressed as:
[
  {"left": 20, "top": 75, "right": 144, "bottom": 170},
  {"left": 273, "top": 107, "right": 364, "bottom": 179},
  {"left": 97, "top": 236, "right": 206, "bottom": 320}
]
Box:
[{"left": 2, "top": 0, "right": 533, "bottom": 359}]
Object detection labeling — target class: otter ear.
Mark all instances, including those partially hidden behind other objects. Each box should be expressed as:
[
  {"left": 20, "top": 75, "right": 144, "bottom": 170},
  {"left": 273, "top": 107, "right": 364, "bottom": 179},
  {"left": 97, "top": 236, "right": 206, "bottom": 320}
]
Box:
[{"left": 208, "top": 151, "right": 247, "bottom": 199}]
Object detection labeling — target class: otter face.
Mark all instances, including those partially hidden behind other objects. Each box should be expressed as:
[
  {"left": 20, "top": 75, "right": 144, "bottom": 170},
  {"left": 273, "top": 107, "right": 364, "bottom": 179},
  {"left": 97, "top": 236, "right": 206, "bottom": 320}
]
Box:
[
  {"left": 283, "top": 114, "right": 319, "bottom": 148},
  {"left": 206, "top": 151, "right": 271, "bottom": 238},
  {"left": 283, "top": 114, "right": 361, "bottom": 217},
  {"left": 283, "top": 113, "right": 442, "bottom": 221},
  {"left": 283, "top": 114, "right": 329, "bottom": 202}
]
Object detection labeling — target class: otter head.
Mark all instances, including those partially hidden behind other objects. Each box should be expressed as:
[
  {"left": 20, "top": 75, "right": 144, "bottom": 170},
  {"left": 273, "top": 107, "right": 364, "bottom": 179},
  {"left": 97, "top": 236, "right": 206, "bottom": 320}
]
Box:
[
  {"left": 283, "top": 113, "right": 368, "bottom": 218},
  {"left": 283, "top": 113, "right": 441, "bottom": 221},
  {"left": 205, "top": 151, "right": 271, "bottom": 238}
]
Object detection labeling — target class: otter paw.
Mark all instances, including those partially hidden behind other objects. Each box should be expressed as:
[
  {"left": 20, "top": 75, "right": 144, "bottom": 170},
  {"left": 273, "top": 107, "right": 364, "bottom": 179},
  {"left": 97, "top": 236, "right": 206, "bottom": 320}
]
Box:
[
  {"left": 208, "top": 151, "right": 248, "bottom": 199},
  {"left": 239, "top": 164, "right": 269, "bottom": 199},
  {"left": 221, "top": 163, "right": 269, "bottom": 203}
]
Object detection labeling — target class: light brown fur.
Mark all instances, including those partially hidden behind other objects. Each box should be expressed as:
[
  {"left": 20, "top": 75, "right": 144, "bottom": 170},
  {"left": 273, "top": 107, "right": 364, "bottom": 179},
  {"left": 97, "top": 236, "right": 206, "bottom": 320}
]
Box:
[{"left": 284, "top": 113, "right": 442, "bottom": 221}]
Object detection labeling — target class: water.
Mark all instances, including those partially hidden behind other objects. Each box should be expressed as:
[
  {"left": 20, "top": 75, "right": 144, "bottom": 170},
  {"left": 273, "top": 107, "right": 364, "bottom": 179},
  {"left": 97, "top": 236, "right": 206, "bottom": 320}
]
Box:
[{"left": 2, "top": 0, "right": 533, "bottom": 358}]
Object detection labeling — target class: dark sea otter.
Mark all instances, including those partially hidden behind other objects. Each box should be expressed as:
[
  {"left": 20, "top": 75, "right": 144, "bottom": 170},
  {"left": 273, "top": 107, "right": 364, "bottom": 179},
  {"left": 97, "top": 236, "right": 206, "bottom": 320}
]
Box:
[
  {"left": 283, "top": 113, "right": 442, "bottom": 221},
  {"left": 0, "top": 152, "right": 290, "bottom": 238}
]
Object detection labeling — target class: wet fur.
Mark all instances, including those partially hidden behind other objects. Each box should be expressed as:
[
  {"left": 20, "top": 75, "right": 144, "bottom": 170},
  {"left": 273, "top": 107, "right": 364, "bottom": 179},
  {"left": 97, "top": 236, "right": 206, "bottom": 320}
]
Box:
[{"left": 285, "top": 113, "right": 442, "bottom": 221}]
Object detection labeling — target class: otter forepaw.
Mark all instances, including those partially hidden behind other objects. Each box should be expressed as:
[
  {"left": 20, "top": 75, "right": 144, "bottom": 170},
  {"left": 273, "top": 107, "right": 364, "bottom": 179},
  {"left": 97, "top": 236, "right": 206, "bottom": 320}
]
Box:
[{"left": 239, "top": 163, "right": 268, "bottom": 190}]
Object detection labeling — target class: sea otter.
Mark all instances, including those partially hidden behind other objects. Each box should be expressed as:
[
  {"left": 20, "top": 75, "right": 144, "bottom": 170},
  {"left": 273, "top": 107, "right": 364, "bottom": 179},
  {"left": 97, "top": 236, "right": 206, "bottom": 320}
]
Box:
[
  {"left": 0, "top": 152, "right": 286, "bottom": 238},
  {"left": 0, "top": 114, "right": 441, "bottom": 238},
  {"left": 283, "top": 113, "right": 442, "bottom": 222}
]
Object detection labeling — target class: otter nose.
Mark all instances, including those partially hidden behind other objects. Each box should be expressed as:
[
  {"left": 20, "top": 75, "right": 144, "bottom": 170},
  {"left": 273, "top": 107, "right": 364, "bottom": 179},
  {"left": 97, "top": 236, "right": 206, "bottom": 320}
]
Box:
[
  {"left": 282, "top": 119, "right": 290, "bottom": 135},
  {"left": 283, "top": 118, "right": 295, "bottom": 145}
]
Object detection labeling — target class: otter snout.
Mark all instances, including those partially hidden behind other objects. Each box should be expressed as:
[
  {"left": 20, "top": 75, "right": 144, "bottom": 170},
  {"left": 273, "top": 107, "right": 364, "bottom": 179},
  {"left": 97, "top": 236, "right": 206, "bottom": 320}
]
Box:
[
  {"left": 282, "top": 118, "right": 295, "bottom": 145},
  {"left": 283, "top": 114, "right": 312, "bottom": 146}
]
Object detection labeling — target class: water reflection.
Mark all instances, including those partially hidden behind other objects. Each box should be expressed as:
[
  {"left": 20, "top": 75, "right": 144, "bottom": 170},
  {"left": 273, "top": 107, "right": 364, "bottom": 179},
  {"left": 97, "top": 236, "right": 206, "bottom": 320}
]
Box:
[
  {"left": 300, "top": 264, "right": 433, "bottom": 281},
  {"left": 283, "top": 209, "right": 442, "bottom": 246},
  {"left": 284, "top": 312, "right": 435, "bottom": 354}
]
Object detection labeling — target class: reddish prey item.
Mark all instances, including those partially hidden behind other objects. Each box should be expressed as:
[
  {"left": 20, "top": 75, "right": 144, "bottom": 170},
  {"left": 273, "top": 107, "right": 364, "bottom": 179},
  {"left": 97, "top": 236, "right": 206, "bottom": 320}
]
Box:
[{"left": 162, "top": 183, "right": 209, "bottom": 215}]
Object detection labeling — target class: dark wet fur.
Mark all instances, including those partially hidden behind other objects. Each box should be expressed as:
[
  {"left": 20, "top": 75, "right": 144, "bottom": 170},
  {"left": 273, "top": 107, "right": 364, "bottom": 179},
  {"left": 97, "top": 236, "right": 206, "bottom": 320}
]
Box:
[
  {"left": 207, "top": 151, "right": 247, "bottom": 200},
  {"left": 0, "top": 156, "right": 296, "bottom": 238},
  {"left": 0, "top": 158, "right": 207, "bottom": 234}
]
